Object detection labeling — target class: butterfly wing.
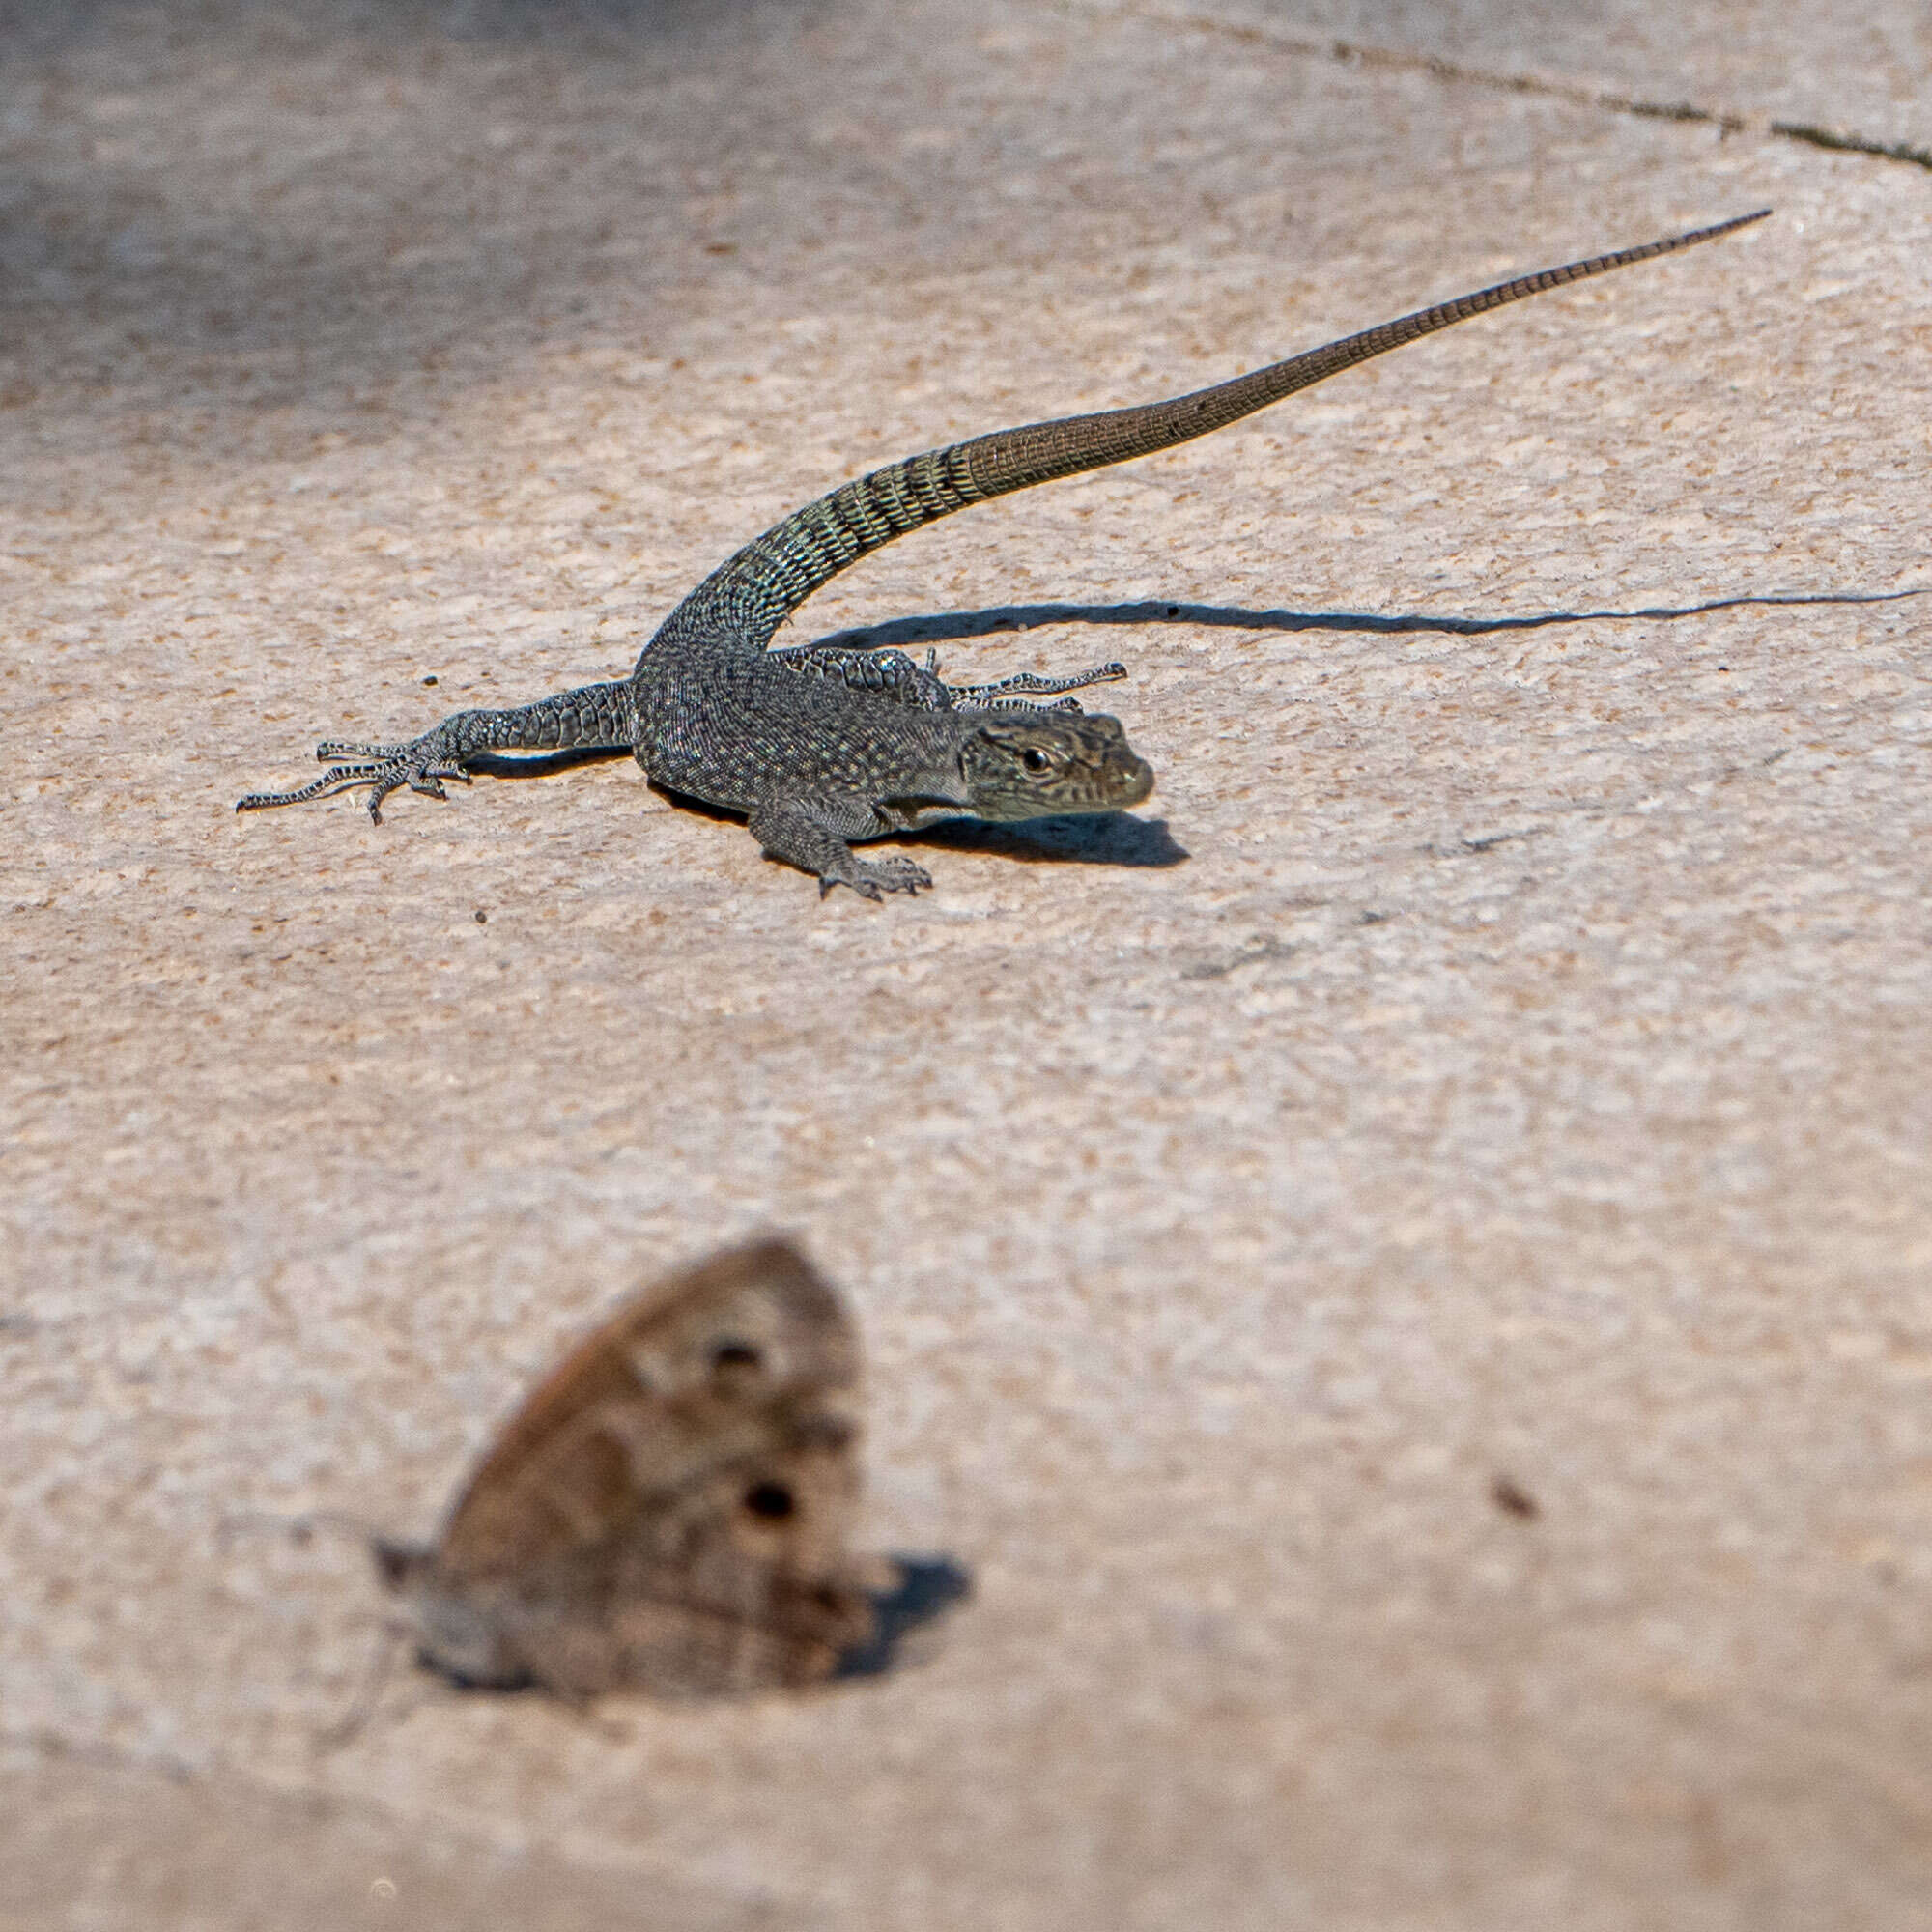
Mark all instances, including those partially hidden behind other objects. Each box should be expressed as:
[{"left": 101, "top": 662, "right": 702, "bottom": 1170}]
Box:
[{"left": 390, "top": 1238, "right": 876, "bottom": 1694}]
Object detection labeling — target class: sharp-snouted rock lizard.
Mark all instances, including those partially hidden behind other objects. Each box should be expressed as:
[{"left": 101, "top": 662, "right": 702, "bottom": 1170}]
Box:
[{"left": 239, "top": 210, "right": 1768, "bottom": 899}]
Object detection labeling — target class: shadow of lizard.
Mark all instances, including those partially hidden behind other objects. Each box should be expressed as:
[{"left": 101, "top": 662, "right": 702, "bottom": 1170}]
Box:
[
  {"left": 454, "top": 752, "right": 1192, "bottom": 871},
  {"left": 239, "top": 211, "right": 1771, "bottom": 900},
  {"left": 341, "top": 577, "right": 1915, "bottom": 871}
]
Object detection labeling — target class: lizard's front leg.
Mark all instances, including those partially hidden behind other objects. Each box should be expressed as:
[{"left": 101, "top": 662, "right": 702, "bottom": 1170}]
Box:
[
  {"left": 236, "top": 681, "right": 635, "bottom": 823},
  {"left": 748, "top": 795, "right": 932, "bottom": 901}
]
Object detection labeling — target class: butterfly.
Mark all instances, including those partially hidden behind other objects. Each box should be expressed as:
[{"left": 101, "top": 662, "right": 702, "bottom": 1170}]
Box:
[{"left": 373, "top": 1238, "right": 896, "bottom": 1696}]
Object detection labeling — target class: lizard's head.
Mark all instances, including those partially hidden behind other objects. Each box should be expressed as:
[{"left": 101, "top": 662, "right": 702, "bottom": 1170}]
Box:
[{"left": 957, "top": 711, "right": 1154, "bottom": 822}]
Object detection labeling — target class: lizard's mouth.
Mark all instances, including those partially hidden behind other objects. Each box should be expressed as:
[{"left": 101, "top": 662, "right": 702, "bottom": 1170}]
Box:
[
  {"left": 1113, "top": 755, "right": 1155, "bottom": 810},
  {"left": 884, "top": 795, "right": 975, "bottom": 829}
]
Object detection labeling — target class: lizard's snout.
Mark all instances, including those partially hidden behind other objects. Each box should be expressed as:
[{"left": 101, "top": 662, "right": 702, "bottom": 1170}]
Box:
[
  {"left": 1113, "top": 749, "right": 1155, "bottom": 809},
  {"left": 1066, "top": 712, "right": 1154, "bottom": 809}
]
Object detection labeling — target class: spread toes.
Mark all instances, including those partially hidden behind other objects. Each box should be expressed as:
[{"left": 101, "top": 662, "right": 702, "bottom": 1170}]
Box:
[
  {"left": 860, "top": 854, "right": 933, "bottom": 895},
  {"left": 236, "top": 733, "right": 471, "bottom": 820},
  {"left": 822, "top": 853, "right": 932, "bottom": 900}
]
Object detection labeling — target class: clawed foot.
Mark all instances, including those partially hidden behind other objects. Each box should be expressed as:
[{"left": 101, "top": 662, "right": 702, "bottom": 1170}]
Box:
[
  {"left": 236, "top": 732, "right": 471, "bottom": 823},
  {"left": 946, "top": 659, "right": 1127, "bottom": 711},
  {"left": 820, "top": 853, "right": 933, "bottom": 902}
]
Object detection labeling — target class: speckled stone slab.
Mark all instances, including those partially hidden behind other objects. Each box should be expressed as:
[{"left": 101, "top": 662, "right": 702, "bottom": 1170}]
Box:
[{"left": 4, "top": 3, "right": 1929, "bottom": 1926}]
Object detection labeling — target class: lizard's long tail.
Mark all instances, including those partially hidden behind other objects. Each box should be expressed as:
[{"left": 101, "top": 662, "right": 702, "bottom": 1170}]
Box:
[{"left": 661, "top": 210, "right": 1769, "bottom": 655}]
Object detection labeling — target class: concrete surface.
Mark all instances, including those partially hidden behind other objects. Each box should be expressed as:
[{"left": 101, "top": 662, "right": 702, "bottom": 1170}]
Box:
[{"left": 4, "top": 2, "right": 1930, "bottom": 1926}]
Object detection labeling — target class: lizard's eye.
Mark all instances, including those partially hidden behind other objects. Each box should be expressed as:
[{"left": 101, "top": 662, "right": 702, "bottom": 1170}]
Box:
[{"left": 1021, "top": 747, "right": 1052, "bottom": 774}]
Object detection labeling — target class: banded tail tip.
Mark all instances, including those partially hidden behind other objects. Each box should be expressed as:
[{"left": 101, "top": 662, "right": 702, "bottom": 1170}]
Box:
[{"left": 1679, "top": 209, "right": 1773, "bottom": 243}]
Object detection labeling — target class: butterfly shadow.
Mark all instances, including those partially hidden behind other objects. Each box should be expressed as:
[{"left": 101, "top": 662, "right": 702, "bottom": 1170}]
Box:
[
  {"left": 836, "top": 1553, "right": 975, "bottom": 1681},
  {"left": 405, "top": 1554, "right": 974, "bottom": 1701},
  {"left": 300, "top": 1555, "right": 975, "bottom": 1746}
]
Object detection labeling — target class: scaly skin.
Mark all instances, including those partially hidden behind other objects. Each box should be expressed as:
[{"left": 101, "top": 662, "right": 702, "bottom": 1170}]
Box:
[{"left": 239, "top": 210, "right": 1768, "bottom": 899}]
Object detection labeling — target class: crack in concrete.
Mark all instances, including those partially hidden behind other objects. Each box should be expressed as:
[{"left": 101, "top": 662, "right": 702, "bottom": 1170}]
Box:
[{"left": 1067, "top": 2, "right": 1932, "bottom": 174}]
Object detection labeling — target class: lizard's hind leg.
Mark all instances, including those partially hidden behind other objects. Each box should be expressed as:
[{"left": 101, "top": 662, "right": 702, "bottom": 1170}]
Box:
[
  {"left": 763, "top": 644, "right": 952, "bottom": 708},
  {"left": 944, "top": 658, "right": 1128, "bottom": 711},
  {"left": 236, "top": 680, "right": 637, "bottom": 825},
  {"left": 237, "top": 738, "right": 475, "bottom": 821}
]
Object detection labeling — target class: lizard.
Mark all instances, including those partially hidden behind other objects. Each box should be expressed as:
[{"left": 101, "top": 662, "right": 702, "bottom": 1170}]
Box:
[{"left": 237, "top": 208, "right": 1769, "bottom": 900}]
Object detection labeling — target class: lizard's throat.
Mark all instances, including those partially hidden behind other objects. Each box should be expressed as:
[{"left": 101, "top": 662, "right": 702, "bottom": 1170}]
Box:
[{"left": 880, "top": 795, "right": 974, "bottom": 830}]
